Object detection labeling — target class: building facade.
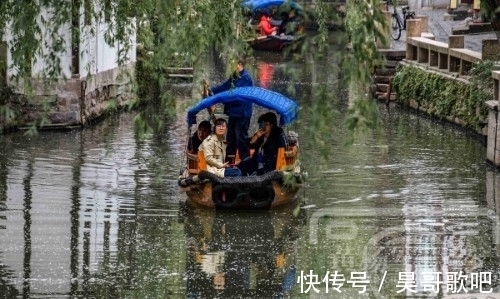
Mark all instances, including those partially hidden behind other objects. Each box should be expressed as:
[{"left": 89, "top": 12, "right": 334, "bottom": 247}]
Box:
[{"left": 1, "top": 1, "right": 137, "bottom": 130}]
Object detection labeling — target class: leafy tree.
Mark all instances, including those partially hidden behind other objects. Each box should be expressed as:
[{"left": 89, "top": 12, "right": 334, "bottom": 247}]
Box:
[
  {"left": 481, "top": 0, "right": 500, "bottom": 40},
  {"left": 0, "top": 0, "right": 390, "bottom": 140},
  {"left": 481, "top": 0, "right": 500, "bottom": 22}
]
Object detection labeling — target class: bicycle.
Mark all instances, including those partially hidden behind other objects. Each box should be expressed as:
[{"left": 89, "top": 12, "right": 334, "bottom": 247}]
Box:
[{"left": 389, "top": 5, "right": 415, "bottom": 41}]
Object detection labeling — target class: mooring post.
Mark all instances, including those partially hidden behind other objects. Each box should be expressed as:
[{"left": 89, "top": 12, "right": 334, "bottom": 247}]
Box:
[{"left": 405, "top": 19, "right": 421, "bottom": 60}]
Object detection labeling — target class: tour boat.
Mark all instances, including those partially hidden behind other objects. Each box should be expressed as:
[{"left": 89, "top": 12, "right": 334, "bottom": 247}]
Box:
[
  {"left": 178, "top": 86, "right": 303, "bottom": 210},
  {"left": 245, "top": 34, "right": 305, "bottom": 52},
  {"left": 242, "top": 0, "right": 306, "bottom": 52}
]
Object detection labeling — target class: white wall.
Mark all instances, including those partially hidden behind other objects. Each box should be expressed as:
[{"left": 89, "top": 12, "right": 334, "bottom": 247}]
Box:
[
  {"left": 79, "top": 1, "right": 137, "bottom": 79},
  {"left": 4, "top": 23, "right": 13, "bottom": 78},
  {"left": 4, "top": 0, "right": 136, "bottom": 81},
  {"left": 409, "top": 0, "right": 450, "bottom": 9},
  {"left": 31, "top": 7, "right": 73, "bottom": 79},
  {"left": 5, "top": 6, "right": 72, "bottom": 80}
]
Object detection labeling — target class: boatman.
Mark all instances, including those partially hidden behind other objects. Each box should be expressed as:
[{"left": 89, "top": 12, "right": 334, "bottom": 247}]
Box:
[{"left": 208, "top": 57, "right": 254, "bottom": 163}]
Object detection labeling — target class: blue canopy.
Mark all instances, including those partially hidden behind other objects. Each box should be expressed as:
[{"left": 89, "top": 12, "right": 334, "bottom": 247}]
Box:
[
  {"left": 242, "top": 0, "right": 302, "bottom": 12},
  {"left": 187, "top": 87, "right": 299, "bottom": 127}
]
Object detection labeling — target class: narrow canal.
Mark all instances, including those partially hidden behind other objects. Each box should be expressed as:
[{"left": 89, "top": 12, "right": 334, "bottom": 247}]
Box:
[{"left": 0, "top": 49, "right": 499, "bottom": 299}]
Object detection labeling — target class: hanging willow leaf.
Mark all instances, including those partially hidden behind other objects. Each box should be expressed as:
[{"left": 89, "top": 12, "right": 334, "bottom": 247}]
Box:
[{"left": 0, "top": 0, "right": 396, "bottom": 146}]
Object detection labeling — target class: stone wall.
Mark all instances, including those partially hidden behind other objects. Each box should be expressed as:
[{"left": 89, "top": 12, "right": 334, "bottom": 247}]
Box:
[
  {"left": 21, "top": 77, "right": 82, "bottom": 127},
  {"left": 0, "top": 63, "right": 136, "bottom": 131},
  {"left": 81, "top": 64, "right": 135, "bottom": 125},
  {"left": 393, "top": 62, "right": 488, "bottom": 135}
]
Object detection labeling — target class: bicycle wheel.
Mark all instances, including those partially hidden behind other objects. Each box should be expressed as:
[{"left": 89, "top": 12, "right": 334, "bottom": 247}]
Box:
[{"left": 391, "top": 14, "right": 402, "bottom": 40}]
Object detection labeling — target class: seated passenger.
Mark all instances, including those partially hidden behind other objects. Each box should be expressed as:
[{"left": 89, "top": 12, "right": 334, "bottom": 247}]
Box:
[
  {"left": 278, "top": 12, "right": 289, "bottom": 35},
  {"left": 258, "top": 13, "right": 277, "bottom": 36},
  {"left": 199, "top": 118, "right": 242, "bottom": 177},
  {"left": 282, "top": 9, "right": 301, "bottom": 35},
  {"left": 238, "top": 112, "right": 295, "bottom": 176},
  {"left": 187, "top": 120, "right": 211, "bottom": 154}
]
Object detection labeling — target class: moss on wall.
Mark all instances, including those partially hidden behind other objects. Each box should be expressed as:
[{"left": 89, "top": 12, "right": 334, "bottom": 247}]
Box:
[{"left": 392, "top": 62, "right": 495, "bottom": 132}]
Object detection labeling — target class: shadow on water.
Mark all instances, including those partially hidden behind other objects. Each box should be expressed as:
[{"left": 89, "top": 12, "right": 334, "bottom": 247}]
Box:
[{"left": 181, "top": 203, "right": 307, "bottom": 299}]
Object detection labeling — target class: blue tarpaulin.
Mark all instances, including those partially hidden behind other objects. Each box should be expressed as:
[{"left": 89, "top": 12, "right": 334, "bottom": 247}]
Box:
[
  {"left": 187, "top": 86, "right": 299, "bottom": 127},
  {"left": 242, "top": 0, "right": 302, "bottom": 11}
]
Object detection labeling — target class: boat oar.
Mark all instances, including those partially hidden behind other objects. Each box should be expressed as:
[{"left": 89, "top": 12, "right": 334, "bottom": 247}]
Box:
[{"left": 202, "top": 79, "right": 217, "bottom": 124}]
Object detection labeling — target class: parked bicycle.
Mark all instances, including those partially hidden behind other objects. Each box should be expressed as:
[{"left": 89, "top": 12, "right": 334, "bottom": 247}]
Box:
[{"left": 390, "top": 5, "right": 415, "bottom": 40}]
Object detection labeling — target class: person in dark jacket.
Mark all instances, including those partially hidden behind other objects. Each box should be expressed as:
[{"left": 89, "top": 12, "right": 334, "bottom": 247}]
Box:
[
  {"left": 209, "top": 57, "right": 254, "bottom": 161},
  {"left": 187, "top": 120, "right": 211, "bottom": 154},
  {"left": 238, "top": 112, "right": 289, "bottom": 176}
]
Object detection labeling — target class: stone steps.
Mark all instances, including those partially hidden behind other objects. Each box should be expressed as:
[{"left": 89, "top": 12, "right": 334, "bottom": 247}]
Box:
[
  {"left": 371, "top": 50, "right": 404, "bottom": 103},
  {"left": 166, "top": 67, "right": 194, "bottom": 81}
]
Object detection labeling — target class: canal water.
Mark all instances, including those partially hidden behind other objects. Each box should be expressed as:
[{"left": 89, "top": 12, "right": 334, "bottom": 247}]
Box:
[{"left": 1, "top": 50, "right": 500, "bottom": 299}]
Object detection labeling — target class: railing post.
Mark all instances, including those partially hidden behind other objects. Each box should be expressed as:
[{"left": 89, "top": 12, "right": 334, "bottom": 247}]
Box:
[
  {"left": 487, "top": 72, "right": 500, "bottom": 167},
  {"left": 482, "top": 39, "right": 500, "bottom": 61},
  {"left": 406, "top": 19, "right": 421, "bottom": 61},
  {"left": 406, "top": 19, "right": 422, "bottom": 38},
  {"left": 414, "top": 15, "right": 428, "bottom": 33},
  {"left": 448, "top": 35, "right": 464, "bottom": 48},
  {"left": 448, "top": 35, "right": 464, "bottom": 73}
]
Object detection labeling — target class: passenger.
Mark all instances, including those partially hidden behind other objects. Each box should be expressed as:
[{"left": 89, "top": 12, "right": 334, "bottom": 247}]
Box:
[
  {"left": 282, "top": 9, "right": 301, "bottom": 35},
  {"left": 187, "top": 120, "right": 211, "bottom": 154},
  {"left": 238, "top": 112, "right": 296, "bottom": 176},
  {"left": 258, "top": 13, "right": 277, "bottom": 36},
  {"left": 278, "top": 12, "right": 289, "bottom": 35},
  {"left": 209, "top": 57, "right": 254, "bottom": 162},
  {"left": 199, "top": 118, "right": 242, "bottom": 177}
]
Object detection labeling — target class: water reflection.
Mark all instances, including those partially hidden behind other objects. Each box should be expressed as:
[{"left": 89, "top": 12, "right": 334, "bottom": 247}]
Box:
[
  {"left": 183, "top": 203, "right": 306, "bottom": 298},
  {"left": 307, "top": 205, "right": 500, "bottom": 297},
  {"left": 0, "top": 46, "right": 500, "bottom": 299},
  {"left": 257, "top": 61, "right": 275, "bottom": 89},
  {"left": 298, "top": 104, "right": 500, "bottom": 298}
]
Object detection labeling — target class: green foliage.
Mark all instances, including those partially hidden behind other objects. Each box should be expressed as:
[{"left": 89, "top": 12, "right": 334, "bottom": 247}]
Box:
[
  {"left": 480, "top": 0, "right": 500, "bottom": 22},
  {"left": 343, "top": 0, "right": 387, "bottom": 136},
  {"left": 0, "top": 84, "right": 21, "bottom": 129},
  {"left": 392, "top": 64, "right": 494, "bottom": 130},
  {"left": 468, "top": 59, "right": 499, "bottom": 94},
  {"left": 345, "top": 93, "right": 383, "bottom": 137},
  {"left": 298, "top": 81, "right": 340, "bottom": 159},
  {"left": 0, "top": 0, "right": 394, "bottom": 142},
  {"left": 345, "top": 0, "right": 388, "bottom": 84}
]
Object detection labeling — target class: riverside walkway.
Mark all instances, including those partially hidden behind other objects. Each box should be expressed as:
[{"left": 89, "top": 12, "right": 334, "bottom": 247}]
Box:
[{"left": 391, "top": 7, "right": 497, "bottom": 52}]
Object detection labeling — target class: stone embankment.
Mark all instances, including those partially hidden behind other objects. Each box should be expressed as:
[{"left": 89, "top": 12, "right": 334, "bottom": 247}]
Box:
[
  {"left": 373, "top": 7, "right": 497, "bottom": 103},
  {"left": 373, "top": 7, "right": 499, "bottom": 130},
  {"left": 0, "top": 65, "right": 136, "bottom": 133},
  {"left": 372, "top": 7, "right": 500, "bottom": 166}
]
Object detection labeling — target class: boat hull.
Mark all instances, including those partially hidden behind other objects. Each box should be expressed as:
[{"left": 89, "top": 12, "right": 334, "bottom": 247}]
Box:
[
  {"left": 246, "top": 34, "right": 305, "bottom": 52},
  {"left": 181, "top": 171, "right": 301, "bottom": 210}
]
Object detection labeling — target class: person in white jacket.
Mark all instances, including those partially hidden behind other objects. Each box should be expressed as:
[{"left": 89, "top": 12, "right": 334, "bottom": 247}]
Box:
[{"left": 199, "top": 118, "right": 242, "bottom": 177}]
